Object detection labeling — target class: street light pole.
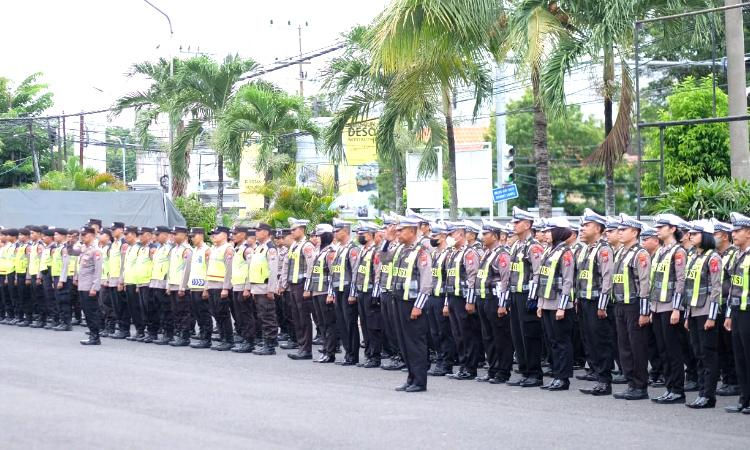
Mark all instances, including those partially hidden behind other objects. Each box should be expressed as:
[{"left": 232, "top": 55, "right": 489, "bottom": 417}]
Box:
[{"left": 113, "top": 136, "right": 127, "bottom": 182}]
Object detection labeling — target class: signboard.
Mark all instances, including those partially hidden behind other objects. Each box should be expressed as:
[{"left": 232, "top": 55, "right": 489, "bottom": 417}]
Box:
[{"left": 493, "top": 184, "right": 518, "bottom": 202}]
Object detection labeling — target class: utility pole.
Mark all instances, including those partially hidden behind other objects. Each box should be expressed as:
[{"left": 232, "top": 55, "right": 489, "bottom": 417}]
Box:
[
  {"left": 57, "top": 118, "right": 62, "bottom": 170},
  {"left": 79, "top": 113, "right": 84, "bottom": 167},
  {"left": 495, "top": 63, "right": 507, "bottom": 218},
  {"left": 725, "top": 0, "right": 750, "bottom": 179},
  {"left": 62, "top": 113, "right": 67, "bottom": 161},
  {"left": 29, "top": 120, "right": 40, "bottom": 182},
  {"left": 298, "top": 25, "right": 304, "bottom": 97}
]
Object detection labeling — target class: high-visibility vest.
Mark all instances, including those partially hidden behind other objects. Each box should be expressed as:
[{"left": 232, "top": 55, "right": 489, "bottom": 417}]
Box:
[
  {"left": 207, "top": 243, "right": 231, "bottom": 282},
  {"left": 28, "top": 242, "right": 42, "bottom": 276},
  {"left": 4, "top": 244, "right": 16, "bottom": 275},
  {"left": 310, "top": 248, "right": 331, "bottom": 292},
  {"left": 287, "top": 240, "right": 309, "bottom": 284},
  {"left": 577, "top": 241, "right": 607, "bottom": 300},
  {"left": 150, "top": 243, "right": 172, "bottom": 281},
  {"left": 651, "top": 244, "right": 679, "bottom": 303},
  {"left": 685, "top": 250, "right": 715, "bottom": 308},
  {"left": 168, "top": 244, "right": 189, "bottom": 286},
  {"left": 15, "top": 244, "right": 29, "bottom": 274},
  {"left": 135, "top": 245, "right": 154, "bottom": 284},
  {"left": 189, "top": 245, "right": 209, "bottom": 289},
  {"left": 109, "top": 239, "right": 123, "bottom": 279},
  {"left": 446, "top": 246, "right": 468, "bottom": 296},
  {"left": 249, "top": 244, "right": 270, "bottom": 284},
  {"left": 51, "top": 245, "right": 63, "bottom": 277},
  {"left": 123, "top": 243, "right": 141, "bottom": 284},
  {"left": 613, "top": 245, "right": 641, "bottom": 303},
  {"left": 39, "top": 244, "right": 53, "bottom": 272},
  {"left": 539, "top": 245, "right": 566, "bottom": 299},
  {"left": 381, "top": 244, "right": 403, "bottom": 291},
  {"left": 477, "top": 246, "right": 503, "bottom": 299},
  {"left": 355, "top": 245, "right": 376, "bottom": 292},
  {"left": 230, "top": 244, "right": 249, "bottom": 285},
  {"left": 510, "top": 238, "right": 538, "bottom": 292},
  {"left": 729, "top": 251, "right": 750, "bottom": 311},
  {"left": 397, "top": 245, "right": 423, "bottom": 300},
  {"left": 431, "top": 248, "right": 450, "bottom": 296},
  {"left": 0, "top": 244, "right": 8, "bottom": 276},
  {"left": 100, "top": 244, "right": 110, "bottom": 281}
]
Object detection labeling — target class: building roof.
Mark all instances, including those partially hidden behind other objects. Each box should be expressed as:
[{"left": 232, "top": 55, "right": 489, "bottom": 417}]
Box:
[{"left": 419, "top": 126, "right": 490, "bottom": 151}]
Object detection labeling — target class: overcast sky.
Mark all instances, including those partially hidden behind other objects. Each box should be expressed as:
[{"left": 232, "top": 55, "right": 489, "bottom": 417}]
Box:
[{"left": 3, "top": 0, "right": 603, "bottom": 131}]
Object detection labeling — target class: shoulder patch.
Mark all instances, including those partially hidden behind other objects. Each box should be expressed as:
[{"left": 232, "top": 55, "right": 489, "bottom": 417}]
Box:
[
  {"left": 62, "top": 249, "right": 68, "bottom": 256},
  {"left": 94, "top": 252, "right": 101, "bottom": 261},
  {"left": 638, "top": 252, "right": 648, "bottom": 268},
  {"left": 710, "top": 257, "right": 720, "bottom": 273},
  {"left": 304, "top": 246, "right": 314, "bottom": 258},
  {"left": 149, "top": 248, "right": 156, "bottom": 256},
  {"left": 26, "top": 247, "right": 31, "bottom": 254},
  {"left": 499, "top": 253, "right": 509, "bottom": 268},
  {"left": 564, "top": 250, "right": 572, "bottom": 266},
  {"left": 466, "top": 252, "right": 475, "bottom": 265},
  {"left": 420, "top": 250, "right": 429, "bottom": 268},
  {"left": 37, "top": 245, "right": 43, "bottom": 254},
  {"left": 328, "top": 252, "right": 335, "bottom": 262},
  {"left": 205, "top": 249, "right": 211, "bottom": 260},
  {"left": 373, "top": 253, "right": 380, "bottom": 265},
  {"left": 267, "top": 248, "right": 277, "bottom": 257},
  {"left": 531, "top": 245, "right": 543, "bottom": 259},
  {"left": 183, "top": 249, "right": 189, "bottom": 259},
  {"left": 351, "top": 248, "right": 359, "bottom": 262},
  {"left": 675, "top": 252, "right": 684, "bottom": 266},
  {"left": 601, "top": 249, "right": 609, "bottom": 263}
]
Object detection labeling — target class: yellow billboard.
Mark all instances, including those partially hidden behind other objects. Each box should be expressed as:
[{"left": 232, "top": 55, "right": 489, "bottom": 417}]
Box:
[{"left": 238, "top": 144, "right": 265, "bottom": 216}]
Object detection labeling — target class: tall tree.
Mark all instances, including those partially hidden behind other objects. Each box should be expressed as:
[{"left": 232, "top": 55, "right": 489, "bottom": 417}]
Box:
[{"left": 366, "top": 0, "right": 499, "bottom": 219}]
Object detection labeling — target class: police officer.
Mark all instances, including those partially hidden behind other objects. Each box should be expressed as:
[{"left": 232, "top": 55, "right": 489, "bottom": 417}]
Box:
[
  {"left": 205, "top": 226, "right": 234, "bottom": 351},
  {"left": 229, "top": 226, "right": 255, "bottom": 353},
  {"left": 150, "top": 226, "right": 174, "bottom": 345},
  {"left": 712, "top": 218, "right": 740, "bottom": 396},
  {"left": 188, "top": 228, "right": 213, "bottom": 349},
  {"left": 97, "top": 228, "right": 115, "bottom": 336},
  {"left": 39, "top": 228, "right": 59, "bottom": 329},
  {"left": 166, "top": 226, "right": 193, "bottom": 346},
  {"left": 406, "top": 209, "right": 433, "bottom": 251},
  {"left": 443, "top": 221, "right": 481, "bottom": 380},
  {"left": 641, "top": 224, "right": 666, "bottom": 388},
  {"left": 474, "top": 219, "right": 513, "bottom": 384},
  {"left": 50, "top": 229, "right": 73, "bottom": 331},
  {"left": 0, "top": 230, "right": 9, "bottom": 324},
  {"left": 328, "top": 218, "right": 360, "bottom": 365},
  {"left": 650, "top": 214, "right": 689, "bottom": 404},
  {"left": 505, "top": 207, "right": 546, "bottom": 387},
  {"left": 108, "top": 222, "right": 130, "bottom": 339},
  {"left": 611, "top": 213, "right": 651, "bottom": 400},
  {"left": 27, "top": 226, "right": 47, "bottom": 328},
  {"left": 1, "top": 229, "right": 18, "bottom": 324},
  {"left": 249, "top": 222, "right": 280, "bottom": 355},
  {"left": 576, "top": 209, "right": 615, "bottom": 396},
  {"left": 120, "top": 226, "right": 145, "bottom": 340},
  {"left": 15, "top": 228, "right": 32, "bottom": 327},
  {"left": 380, "top": 216, "right": 432, "bottom": 392},
  {"left": 464, "top": 220, "right": 484, "bottom": 257},
  {"left": 135, "top": 227, "right": 158, "bottom": 343},
  {"left": 724, "top": 212, "right": 750, "bottom": 413},
  {"left": 282, "top": 218, "right": 316, "bottom": 360},
  {"left": 352, "top": 221, "right": 382, "bottom": 368},
  {"left": 78, "top": 226, "right": 103, "bottom": 345},
  {"left": 683, "top": 219, "right": 723, "bottom": 409},
  {"left": 68, "top": 229, "right": 84, "bottom": 326},
  {"left": 426, "top": 222, "right": 456, "bottom": 377},
  {"left": 378, "top": 214, "right": 406, "bottom": 371},
  {"left": 306, "top": 224, "right": 338, "bottom": 363}
]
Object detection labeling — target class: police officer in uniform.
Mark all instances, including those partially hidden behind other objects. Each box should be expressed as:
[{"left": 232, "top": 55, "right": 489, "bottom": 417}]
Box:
[
  {"left": 78, "top": 226, "right": 103, "bottom": 345},
  {"left": 724, "top": 212, "right": 750, "bottom": 413},
  {"left": 96, "top": 228, "right": 115, "bottom": 336},
  {"left": 711, "top": 218, "right": 741, "bottom": 396},
  {"left": 0, "top": 230, "right": 9, "bottom": 324},
  {"left": 249, "top": 222, "right": 280, "bottom": 355},
  {"left": 353, "top": 221, "right": 383, "bottom": 368},
  {"left": 464, "top": 220, "right": 484, "bottom": 257},
  {"left": 27, "top": 226, "right": 46, "bottom": 328},
  {"left": 282, "top": 218, "right": 316, "bottom": 360},
  {"left": 120, "top": 226, "right": 145, "bottom": 340},
  {"left": 426, "top": 222, "right": 456, "bottom": 376},
  {"left": 15, "top": 228, "right": 32, "bottom": 327},
  {"left": 188, "top": 228, "right": 213, "bottom": 349},
  {"left": 378, "top": 214, "right": 406, "bottom": 371},
  {"left": 443, "top": 221, "right": 481, "bottom": 380},
  {"left": 39, "top": 229, "right": 59, "bottom": 329},
  {"left": 166, "top": 226, "right": 193, "bottom": 346},
  {"left": 328, "top": 218, "right": 361, "bottom": 365},
  {"left": 149, "top": 226, "right": 174, "bottom": 345},
  {"left": 576, "top": 209, "right": 615, "bottom": 396},
  {"left": 380, "top": 216, "right": 432, "bottom": 392},
  {"left": 227, "top": 226, "right": 253, "bottom": 352},
  {"left": 135, "top": 227, "right": 158, "bottom": 343},
  {"left": 611, "top": 213, "right": 652, "bottom": 400},
  {"left": 108, "top": 222, "right": 130, "bottom": 339},
  {"left": 474, "top": 219, "right": 513, "bottom": 384},
  {"left": 1, "top": 229, "right": 18, "bottom": 324},
  {"left": 505, "top": 207, "right": 546, "bottom": 387},
  {"left": 306, "top": 224, "right": 338, "bottom": 363},
  {"left": 641, "top": 224, "right": 666, "bottom": 388},
  {"left": 205, "top": 226, "right": 234, "bottom": 351},
  {"left": 50, "top": 229, "right": 73, "bottom": 331}
]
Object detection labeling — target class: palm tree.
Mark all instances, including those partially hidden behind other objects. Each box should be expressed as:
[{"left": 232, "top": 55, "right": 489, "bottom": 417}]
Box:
[
  {"left": 214, "top": 81, "right": 321, "bottom": 209},
  {"left": 366, "top": 0, "right": 499, "bottom": 220},
  {"left": 541, "top": 0, "right": 709, "bottom": 215}
]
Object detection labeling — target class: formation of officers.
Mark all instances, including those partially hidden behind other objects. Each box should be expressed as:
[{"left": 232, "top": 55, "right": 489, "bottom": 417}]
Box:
[{"left": 1, "top": 207, "right": 750, "bottom": 408}]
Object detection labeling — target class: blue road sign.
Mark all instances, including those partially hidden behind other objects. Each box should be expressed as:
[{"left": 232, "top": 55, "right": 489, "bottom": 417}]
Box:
[{"left": 493, "top": 184, "right": 518, "bottom": 202}]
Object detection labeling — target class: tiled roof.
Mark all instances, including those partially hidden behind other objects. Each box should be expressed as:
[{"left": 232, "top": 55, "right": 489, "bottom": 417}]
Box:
[{"left": 420, "top": 126, "right": 490, "bottom": 151}]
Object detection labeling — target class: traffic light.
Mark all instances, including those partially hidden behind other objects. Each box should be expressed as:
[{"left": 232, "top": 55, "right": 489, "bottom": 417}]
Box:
[{"left": 501, "top": 144, "right": 515, "bottom": 185}]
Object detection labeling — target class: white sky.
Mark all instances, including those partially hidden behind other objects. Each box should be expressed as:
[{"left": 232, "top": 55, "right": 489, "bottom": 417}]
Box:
[{"left": 2, "top": 0, "right": 604, "bottom": 131}]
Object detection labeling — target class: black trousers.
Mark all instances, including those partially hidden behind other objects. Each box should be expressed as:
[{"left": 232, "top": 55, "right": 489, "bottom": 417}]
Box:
[
  {"left": 615, "top": 303, "right": 649, "bottom": 390},
  {"left": 139, "top": 286, "right": 159, "bottom": 336},
  {"left": 70, "top": 282, "right": 81, "bottom": 321},
  {"left": 718, "top": 313, "right": 737, "bottom": 384},
  {"left": 357, "top": 291, "right": 371, "bottom": 356},
  {"left": 98, "top": 283, "right": 114, "bottom": 330},
  {"left": 208, "top": 289, "right": 233, "bottom": 341},
  {"left": 732, "top": 310, "right": 750, "bottom": 407},
  {"left": 53, "top": 277, "right": 71, "bottom": 325},
  {"left": 275, "top": 292, "right": 293, "bottom": 338},
  {"left": 477, "top": 297, "right": 513, "bottom": 379},
  {"left": 125, "top": 284, "right": 145, "bottom": 333},
  {"left": 111, "top": 286, "right": 131, "bottom": 333},
  {"left": 381, "top": 291, "right": 400, "bottom": 356},
  {"left": 652, "top": 310, "right": 685, "bottom": 394},
  {"left": 509, "top": 292, "right": 543, "bottom": 380},
  {"left": 426, "top": 295, "right": 456, "bottom": 370},
  {"left": 572, "top": 302, "right": 587, "bottom": 365},
  {"left": 680, "top": 324, "right": 699, "bottom": 382},
  {"left": 231, "top": 290, "right": 256, "bottom": 342},
  {"left": 80, "top": 290, "right": 101, "bottom": 334},
  {"left": 360, "top": 291, "right": 383, "bottom": 363},
  {"left": 542, "top": 308, "right": 574, "bottom": 380},
  {"left": 647, "top": 324, "right": 664, "bottom": 379},
  {"left": 290, "top": 283, "right": 313, "bottom": 352},
  {"left": 3, "top": 274, "right": 17, "bottom": 319},
  {"left": 689, "top": 315, "right": 719, "bottom": 398},
  {"left": 257, "top": 293, "right": 279, "bottom": 341},
  {"left": 152, "top": 288, "right": 173, "bottom": 337},
  {"left": 314, "top": 294, "right": 338, "bottom": 357},
  {"left": 171, "top": 291, "right": 193, "bottom": 333},
  {"left": 42, "top": 273, "right": 59, "bottom": 323},
  {"left": 0, "top": 275, "right": 7, "bottom": 319},
  {"left": 31, "top": 275, "right": 47, "bottom": 319},
  {"left": 447, "top": 295, "right": 480, "bottom": 375},
  {"left": 393, "top": 294, "right": 429, "bottom": 388},
  {"left": 190, "top": 290, "right": 213, "bottom": 335},
  {"left": 580, "top": 299, "right": 615, "bottom": 383},
  {"left": 17, "top": 273, "right": 32, "bottom": 321},
  {"left": 334, "top": 288, "right": 360, "bottom": 363}
]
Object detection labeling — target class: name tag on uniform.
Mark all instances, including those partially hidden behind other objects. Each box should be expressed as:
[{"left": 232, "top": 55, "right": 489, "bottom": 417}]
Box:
[
  {"left": 477, "top": 269, "right": 487, "bottom": 279},
  {"left": 313, "top": 266, "right": 322, "bottom": 274},
  {"left": 446, "top": 268, "right": 457, "bottom": 277},
  {"left": 358, "top": 266, "right": 367, "bottom": 274},
  {"left": 578, "top": 270, "right": 591, "bottom": 280},
  {"left": 381, "top": 266, "right": 391, "bottom": 274},
  {"left": 613, "top": 274, "right": 624, "bottom": 284},
  {"left": 687, "top": 268, "right": 698, "bottom": 280},
  {"left": 511, "top": 262, "right": 521, "bottom": 272},
  {"left": 732, "top": 275, "right": 743, "bottom": 286},
  {"left": 539, "top": 266, "right": 550, "bottom": 276},
  {"left": 332, "top": 265, "right": 343, "bottom": 273},
  {"left": 656, "top": 263, "right": 668, "bottom": 273},
  {"left": 397, "top": 268, "right": 407, "bottom": 277},
  {"left": 430, "top": 268, "right": 439, "bottom": 277}
]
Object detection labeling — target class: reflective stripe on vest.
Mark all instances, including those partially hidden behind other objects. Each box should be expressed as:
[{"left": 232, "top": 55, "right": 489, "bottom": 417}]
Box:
[
  {"left": 15, "top": 245, "right": 28, "bottom": 274},
  {"left": 288, "top": 240, "right": 308, "bottom": 284},
  {"left": 448, "top": 247, "right": 467, "bottom": 296},
  {"left": 135, "top": 246, "right": 153, "bottom": 284},
  {"left": 110, "top": 240, "right": 122, "bottom": 279},
  {"left": 541, "top": 247, "right": 564, "bottom": 299},
  {"left": 401, "top": 246, "right": 421, "bottom": 301},
  {"left": 578, "top": 242, "right": 601, "bottom": 299},
  {"left": 189, "top": 246, "right": 208, "bottom": 289},
  {"left": 123, "top": 244, "right": 139, "bottom": 284},
  {"left": 613, "top": 248, "right": 637, "bottom": 303},
  {"left": 383, "top": 245, "right": 403, "bottom": 290},
  {"left": 0, "top": 245, "right": 7, "bottom": 276},
  {"left": 357, "top": 246, "right": 375, "bottom": 292},
  {"left": 333, "top": 243, "right": 352, "bottom": 292},
  {"left": 100, "top": 245, "right": 109, "bottom": 281},
  {"left": 653, "top": 245, "right": 678, "bottom": 303},
  {"left": 248, "top": 244, "right": 269, "bottom": 284},
  {"left": 730, "top": 253, "right": 750, "bottom": 311},
  {"left": 432, "top": 249, "right": 449, "bottom": 296},
  {"left": 50, "top": 247, "right": 62, "bottom": 277},
  {"left": 685, "top": 250, "right": 713, "bottom": 307},
  {"left": 150, "top": 244, "right": 172, "bottom": 281},
  {"left": 28, "top": 243, "right": 41, "bottom": 276},
  {"left": 478, "top": 246, "right": 502, "bottom": 299},
  {"left": 5, "top": 244, "right": 16, "bottom": 274},
  {"left": 168, "top": 245, "right": 187, "bottom": 286},
  {"left": 207, "top": 244, "right": 230, "bottom": 282},
  {"left": 40, "top": 246, "right": 52, "bottom": 272},
  {"left": 230, "top": 244, "right": 249, "bottom": 285},
  {"left": 312, "top": 250, "right": 329, "bottom": 292}
]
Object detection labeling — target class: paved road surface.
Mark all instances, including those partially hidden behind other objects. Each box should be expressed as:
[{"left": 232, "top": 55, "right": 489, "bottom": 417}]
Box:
[{"left": 0, "top": 326, "right": 747, "bottom": 449}]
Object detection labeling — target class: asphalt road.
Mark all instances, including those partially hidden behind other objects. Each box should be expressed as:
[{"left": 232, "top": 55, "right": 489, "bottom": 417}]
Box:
[{"left": 0, "top": 325, "right": 747, "bottom": 449}]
